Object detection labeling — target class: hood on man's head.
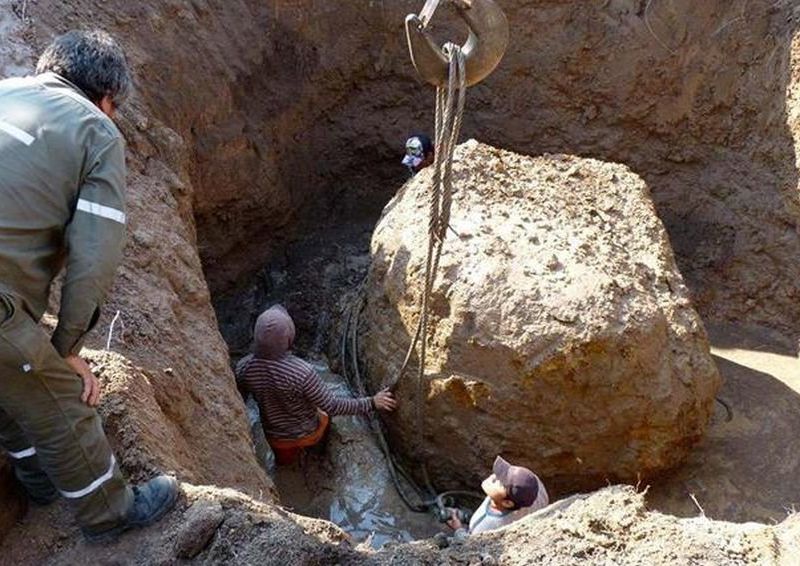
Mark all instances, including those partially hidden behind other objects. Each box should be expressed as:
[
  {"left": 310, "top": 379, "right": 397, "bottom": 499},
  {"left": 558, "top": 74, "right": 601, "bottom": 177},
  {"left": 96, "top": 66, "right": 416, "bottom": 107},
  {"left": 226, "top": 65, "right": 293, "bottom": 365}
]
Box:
[{"left": 253, "top": 305, "right": 295, "bottom": 360}]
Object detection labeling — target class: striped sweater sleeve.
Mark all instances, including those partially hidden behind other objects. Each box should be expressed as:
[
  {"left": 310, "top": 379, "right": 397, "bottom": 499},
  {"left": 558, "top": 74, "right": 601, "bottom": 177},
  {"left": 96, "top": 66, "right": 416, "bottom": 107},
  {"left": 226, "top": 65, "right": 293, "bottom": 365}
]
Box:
[
  {"left": 301, "top": 367, "right": 373, "bottom": 416},
  {"left": 234, "top": 355, "right": 252, "bottom": 400}
]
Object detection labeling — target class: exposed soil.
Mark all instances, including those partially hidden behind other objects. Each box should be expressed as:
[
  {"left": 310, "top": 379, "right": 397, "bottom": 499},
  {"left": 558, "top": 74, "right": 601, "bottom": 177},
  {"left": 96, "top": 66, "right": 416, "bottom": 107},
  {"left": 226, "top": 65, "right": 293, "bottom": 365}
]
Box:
[
  {"left": 188, "top": 0, "right": 800, "bottom": 339},
  {"left": 4, "top": 484, "right": 799, "bottom": 565},
  {"left": 648, "top": 322, "right": 800, "bottom": 523},
  {"left": 214, "top": 218, "right": 375, "bottom": 358},
  {"left": 1, "top": 0, "right": 800, "bottom": 563}
]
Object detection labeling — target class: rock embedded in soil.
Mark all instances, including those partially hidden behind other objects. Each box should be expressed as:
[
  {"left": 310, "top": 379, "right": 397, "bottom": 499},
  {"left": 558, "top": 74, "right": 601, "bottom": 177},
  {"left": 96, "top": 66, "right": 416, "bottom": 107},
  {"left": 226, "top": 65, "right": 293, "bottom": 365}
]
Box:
[
  {"left": 360, "top": 140, "right": 721, "bottom": 493},
  {"left": 173, "top": 500, "right": 225, "bottom": 559}
]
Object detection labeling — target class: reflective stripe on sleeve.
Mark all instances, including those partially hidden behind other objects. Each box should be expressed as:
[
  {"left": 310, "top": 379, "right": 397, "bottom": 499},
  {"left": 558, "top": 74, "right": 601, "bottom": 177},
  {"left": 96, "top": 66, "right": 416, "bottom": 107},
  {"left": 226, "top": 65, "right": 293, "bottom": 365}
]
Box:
[
  {"left": 76, "top": 199, "right": 126, "bottom": 225},
  {"left": 59, "top": 455, "right": 117, "bottom": 499},
  {"left": 8, "top": 446, "right": 36, "bottom": 459},
  {"left": 0, "top": 120, "right": 35, "bottom": 146}
]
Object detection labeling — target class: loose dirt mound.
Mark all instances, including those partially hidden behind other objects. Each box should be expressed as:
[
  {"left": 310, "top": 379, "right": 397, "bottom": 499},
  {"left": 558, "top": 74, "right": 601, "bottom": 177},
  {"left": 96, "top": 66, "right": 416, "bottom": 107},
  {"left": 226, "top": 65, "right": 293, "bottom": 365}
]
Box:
[
  {"left": 0, "top": 483, "right": 354, "bottom": 565},
  {"left": 4, "top": 484, "right": 798, "bottom": 565},
  {"left": 372, "top": 486, "right": 800, "bottom": 566},
  {"left": 360, "top": 141, "right": 720, "bottom": 493}
]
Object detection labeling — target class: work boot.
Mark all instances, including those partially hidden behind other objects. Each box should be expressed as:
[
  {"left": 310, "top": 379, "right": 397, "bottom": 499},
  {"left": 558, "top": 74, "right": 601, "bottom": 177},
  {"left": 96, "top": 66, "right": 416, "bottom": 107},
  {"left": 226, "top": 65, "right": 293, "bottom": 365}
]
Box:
[{"left": 83, "top": 475, "right": 179, "bottom": 544}]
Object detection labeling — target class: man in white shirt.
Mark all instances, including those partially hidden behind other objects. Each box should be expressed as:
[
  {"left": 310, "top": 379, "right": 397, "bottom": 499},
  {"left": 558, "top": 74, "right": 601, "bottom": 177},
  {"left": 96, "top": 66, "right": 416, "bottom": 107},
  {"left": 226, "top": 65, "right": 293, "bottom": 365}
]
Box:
[{"left": 448, "top": 456, "right": 549, "bottom": 535}]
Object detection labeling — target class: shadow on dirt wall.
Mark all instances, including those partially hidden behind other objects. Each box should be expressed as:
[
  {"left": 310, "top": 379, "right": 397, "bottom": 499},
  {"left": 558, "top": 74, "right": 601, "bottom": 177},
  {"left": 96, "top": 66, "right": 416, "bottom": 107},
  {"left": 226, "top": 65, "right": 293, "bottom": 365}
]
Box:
[
  {"left": 646, "top": 353, "right": 800, "bottom": 523},
  {"left": 188, "top": 3, "right": 417, "bottom": 294}
]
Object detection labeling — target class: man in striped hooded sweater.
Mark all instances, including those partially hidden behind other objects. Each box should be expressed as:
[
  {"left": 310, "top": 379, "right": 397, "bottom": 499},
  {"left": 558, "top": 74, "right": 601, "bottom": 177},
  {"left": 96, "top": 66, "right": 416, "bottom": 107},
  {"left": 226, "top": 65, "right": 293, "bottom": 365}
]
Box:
[{"left": 237, "top": 305, "right": 397, "bottom": 464}]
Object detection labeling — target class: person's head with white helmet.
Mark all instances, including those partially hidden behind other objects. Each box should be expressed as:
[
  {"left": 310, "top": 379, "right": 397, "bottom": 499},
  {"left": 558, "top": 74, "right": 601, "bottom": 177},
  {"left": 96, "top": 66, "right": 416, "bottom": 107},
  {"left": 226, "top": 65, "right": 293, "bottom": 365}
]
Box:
[{"left": 402, "top": 133, "right": 435, "bottom": 175}]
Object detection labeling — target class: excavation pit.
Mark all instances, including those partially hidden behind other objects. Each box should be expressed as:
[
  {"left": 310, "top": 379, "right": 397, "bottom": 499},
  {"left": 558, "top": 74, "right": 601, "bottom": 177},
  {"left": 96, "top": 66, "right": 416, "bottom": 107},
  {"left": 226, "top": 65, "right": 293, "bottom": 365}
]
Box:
[{"left": 1, "top": 0, "right": 800, "bottom": 562}]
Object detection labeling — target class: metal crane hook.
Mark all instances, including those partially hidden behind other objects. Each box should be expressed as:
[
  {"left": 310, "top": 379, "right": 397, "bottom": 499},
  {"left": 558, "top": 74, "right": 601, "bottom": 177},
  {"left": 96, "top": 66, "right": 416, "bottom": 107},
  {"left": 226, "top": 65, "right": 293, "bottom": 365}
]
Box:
[{"left": 405, "top": 0, "right": 509, "bottom": 88}]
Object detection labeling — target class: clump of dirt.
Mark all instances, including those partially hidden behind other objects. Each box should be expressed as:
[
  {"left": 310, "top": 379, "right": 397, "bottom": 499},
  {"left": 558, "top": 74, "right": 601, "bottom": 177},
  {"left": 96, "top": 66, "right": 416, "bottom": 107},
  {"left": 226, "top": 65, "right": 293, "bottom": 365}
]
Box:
[{"left": 85, "top": 349, "right": 276, "bottom": 497}]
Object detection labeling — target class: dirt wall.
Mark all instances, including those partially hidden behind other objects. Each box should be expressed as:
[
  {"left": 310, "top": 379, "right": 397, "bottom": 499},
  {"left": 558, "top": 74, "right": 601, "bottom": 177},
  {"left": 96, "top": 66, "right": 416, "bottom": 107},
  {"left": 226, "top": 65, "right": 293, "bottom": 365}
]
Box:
[
  {"left": 0, "top": 0, "right": 271, "bottom": 504},
  {"left": 1, "top": 0, "right": 800, "bottom": 561},
  {"left": 0, "top": 0, "right": 796, "bottom": 499}
]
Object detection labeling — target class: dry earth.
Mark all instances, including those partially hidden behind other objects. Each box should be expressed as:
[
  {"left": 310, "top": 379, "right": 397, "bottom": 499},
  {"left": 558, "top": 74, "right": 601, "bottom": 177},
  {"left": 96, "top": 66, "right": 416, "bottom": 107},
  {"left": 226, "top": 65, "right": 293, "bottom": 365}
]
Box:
[
  {"left": 5, "top": 484, "right": 800, "bottom": 565},
  {"left": 648, "top": 322, "right": 800, "bottom": 523},
  {"left": 0, "top": 0, "right": 274, "bottom": 542},
  {"left": 0, "top": 0, "right": 800, "bottom": 564}
]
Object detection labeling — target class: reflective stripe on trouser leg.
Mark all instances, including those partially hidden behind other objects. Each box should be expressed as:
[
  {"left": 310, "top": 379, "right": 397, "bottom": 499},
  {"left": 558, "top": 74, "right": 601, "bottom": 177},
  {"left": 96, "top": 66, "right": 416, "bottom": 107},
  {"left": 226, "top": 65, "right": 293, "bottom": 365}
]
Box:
[
  {"left": 59, "top": 454, "right": 117, "bottom": 499},
  {"left": 0, "top": 397, "right": 38, "bottom": 459},
  {"left": 8, "top": 446, "right": 36, "bottom": 459},
  {"left": 0, "top": 297, "right": 132, "bottom": 531}
]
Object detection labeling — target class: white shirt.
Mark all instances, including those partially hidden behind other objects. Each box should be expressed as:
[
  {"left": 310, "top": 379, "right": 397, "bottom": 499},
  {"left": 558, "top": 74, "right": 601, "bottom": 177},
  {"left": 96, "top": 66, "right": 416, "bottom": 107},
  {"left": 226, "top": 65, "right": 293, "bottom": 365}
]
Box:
[{"left": 468, "top": 477, "right": 549, "bottom": 535}]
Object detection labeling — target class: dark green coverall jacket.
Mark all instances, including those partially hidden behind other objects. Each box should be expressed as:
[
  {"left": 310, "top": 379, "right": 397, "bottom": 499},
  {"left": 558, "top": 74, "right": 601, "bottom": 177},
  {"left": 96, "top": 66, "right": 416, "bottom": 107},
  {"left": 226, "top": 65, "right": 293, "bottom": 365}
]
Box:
[{"left": 0, "top": 72, "right": 132, "bottom": 534}]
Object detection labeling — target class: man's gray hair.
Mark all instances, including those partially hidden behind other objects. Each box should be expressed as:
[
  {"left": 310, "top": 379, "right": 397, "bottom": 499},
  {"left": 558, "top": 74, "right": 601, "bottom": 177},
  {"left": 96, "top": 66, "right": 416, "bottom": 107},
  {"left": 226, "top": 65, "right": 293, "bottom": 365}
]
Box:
[{"left": 36, "top": 30, "right": 132, "bottom": 106}]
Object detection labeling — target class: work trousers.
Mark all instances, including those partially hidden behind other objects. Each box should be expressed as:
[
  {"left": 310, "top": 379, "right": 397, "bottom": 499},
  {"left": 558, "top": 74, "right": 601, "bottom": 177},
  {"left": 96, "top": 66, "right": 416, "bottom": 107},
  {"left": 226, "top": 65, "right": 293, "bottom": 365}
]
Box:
[{"left": 0, "top": 293, "right": 131, "bottom": 534}]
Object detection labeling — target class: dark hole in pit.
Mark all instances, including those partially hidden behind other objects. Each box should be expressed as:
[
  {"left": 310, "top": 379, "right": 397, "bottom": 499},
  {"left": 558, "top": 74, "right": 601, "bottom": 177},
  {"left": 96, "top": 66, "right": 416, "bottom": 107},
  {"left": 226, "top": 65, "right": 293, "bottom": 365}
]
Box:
[{"left": 211, "top": 164, "right": 447, "bottom": 546}]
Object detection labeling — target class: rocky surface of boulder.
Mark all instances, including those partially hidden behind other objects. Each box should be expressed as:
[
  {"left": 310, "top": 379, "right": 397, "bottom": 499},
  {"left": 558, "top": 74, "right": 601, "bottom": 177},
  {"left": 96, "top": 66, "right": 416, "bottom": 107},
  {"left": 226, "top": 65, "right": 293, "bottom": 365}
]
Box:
[{"left": 361, "top": 141, "right": 721, "bottom": 493}]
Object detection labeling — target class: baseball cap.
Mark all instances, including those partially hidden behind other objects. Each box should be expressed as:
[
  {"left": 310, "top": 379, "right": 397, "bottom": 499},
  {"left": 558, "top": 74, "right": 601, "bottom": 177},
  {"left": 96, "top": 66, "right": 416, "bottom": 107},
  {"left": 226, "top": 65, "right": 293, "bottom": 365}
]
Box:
[{"left": 493, "top": 456, "right": 540, "bottom": 509}]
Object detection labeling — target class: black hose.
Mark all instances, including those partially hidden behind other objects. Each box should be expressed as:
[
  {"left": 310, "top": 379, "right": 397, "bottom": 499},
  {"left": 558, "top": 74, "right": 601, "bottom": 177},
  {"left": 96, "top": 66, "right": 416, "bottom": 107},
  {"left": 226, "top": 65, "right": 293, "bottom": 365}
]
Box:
[
  {"left": 341, "top": 299, "right": 430, "bottom": 513},
  {"left": 340, "top": 294, "right": 484, "bottom": 516}
]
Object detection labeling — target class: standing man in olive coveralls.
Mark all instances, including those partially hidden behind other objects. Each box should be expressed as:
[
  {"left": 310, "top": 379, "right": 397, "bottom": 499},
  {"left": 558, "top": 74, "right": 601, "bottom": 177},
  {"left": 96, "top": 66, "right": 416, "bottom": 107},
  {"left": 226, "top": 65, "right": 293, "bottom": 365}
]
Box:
[{"left": 0, "top": 30, "right": 177, "bottom": 542}]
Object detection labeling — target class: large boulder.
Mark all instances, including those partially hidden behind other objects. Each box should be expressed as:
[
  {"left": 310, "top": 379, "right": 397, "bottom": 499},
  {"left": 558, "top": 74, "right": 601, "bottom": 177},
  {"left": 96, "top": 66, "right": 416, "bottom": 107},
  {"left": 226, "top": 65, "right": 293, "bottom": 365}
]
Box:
[{"left": 361, "top": 141, "right": 720, "bottom": 493}]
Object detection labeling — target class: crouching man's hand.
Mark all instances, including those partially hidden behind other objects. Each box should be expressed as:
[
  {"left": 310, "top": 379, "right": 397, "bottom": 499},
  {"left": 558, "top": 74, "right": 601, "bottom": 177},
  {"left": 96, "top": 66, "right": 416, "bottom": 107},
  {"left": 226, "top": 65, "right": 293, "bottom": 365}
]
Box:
[
  {"left": 65, "top": 354, "right": 101, "bottom": 407},
  {"left": 446, "top": 508, "right": 464, "bottom": 530},
  {"left": 372, "top": 389, "right": 397, "bottom": 411}
]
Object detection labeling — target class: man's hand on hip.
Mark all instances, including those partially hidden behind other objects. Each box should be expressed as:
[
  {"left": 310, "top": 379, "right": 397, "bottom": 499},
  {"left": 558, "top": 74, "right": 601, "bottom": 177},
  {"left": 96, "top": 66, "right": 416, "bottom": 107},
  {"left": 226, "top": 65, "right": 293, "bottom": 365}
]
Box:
[{"left": 64, "top": 354, "right": 101, "bottom": 407}]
